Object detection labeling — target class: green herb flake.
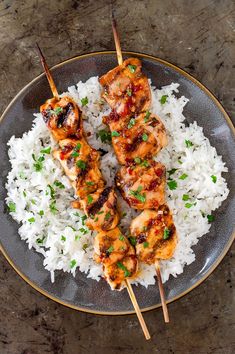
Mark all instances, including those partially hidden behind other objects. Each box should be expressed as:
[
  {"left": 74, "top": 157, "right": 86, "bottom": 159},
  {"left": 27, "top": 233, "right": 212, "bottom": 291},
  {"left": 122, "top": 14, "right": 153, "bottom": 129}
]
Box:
[
  {"left": 82, "top": 244, "right": 88, "bottom": 252},
  {"left": 76, "top": 160, "right": 86, "bottom": 170},
  {"left": 143, "top": 242, "right": 149, "bottom": 248},
  {"left": 122, "top": 212, "right": 127, "bottom": 217},
  {"left": 50, "top": 107, "right": 63, "bottom": 115},
  {"left": 129, "top": 187, "right": 146, "bottom": 203},
  {"left": 207, "top": 214, "right": 215, "bottom": 223},
  {"left": 38, "top": 210, "right": 44, "bottom": 217},
  {"left": 94, "top": 217, "right": 98, "bottom": 222},
  {"left": 86, "top": 181, "right": 95, "bottom": 186},
  {"left": 107, "top": 245, "right": 114, "bottom": 253},
  {"left": 75, "top": 235, "right": 81, "bottom": 241},
  {"left": 54, "top": 180, "right": 65, "bottom": 189},
  {"left": 47, "top": 184, "right": 56, "bottom": 199},
  {"left": 142, "top": 133, "right": 148, "bottom": 142},
  {"left": 32, "top": 154, "right": 45, "bottom": 172},
  {"left": 160, "top": 95, "right": 168, "bottom": 104},
  {"left": 79, "top": 227, "right": 88, "bottom": 234},
  {"left": 117, "top": 261, "right": 130, "bottom": 277},
  {"left": 61, "top": 235, "right": 66, "bottom": 242},
  {"left": 167, "top": 180, "right": 178, "bottom": 190},
  {"left": 119, "top": 234, "right": 125, "bottom": 241},
  {"left": 127, "top": 64, "right": 137, "bottom": 73},
  {"left": 70, "top": 259, "right": 77, "bottom": 268},
  {"left": 8, "top": 201, "right": 16, "bottom": 213},
  {"left": 178, "top": 157, "right": 183, "bottom": 165},
  {"left": 96, "top": 129, "right": 111, "bottom": 144},
  {"left": 163, "top": 228, "right": 170, "bottom": 240},
  {"left": 40, "top": 146, "right": 51, "bottom": 154},
  {"left": 49, "top": 201, "right": 58, "bottom": 214},
  {"left": 211, "top": 175, "right": 217, "bottom": 183},
  {"left": 179, "top": 173, "right": 188, "bottom": 180},
  {"left": 126, "top": 88, "right": 132, "bottom": 96},
  {"left": 36, "top": 236, "right": 45, "bottom": 245},
  {"left": 71, "top": 151, "right": 79, "bottom": 158},
  {"left": 185, "top": 203, "right": 193, "bottom": 209},
  {"left": 87, "top": 195, "right": 93, "bottom": 205},
  {"left": 182, "top": 194, "right": 190, "bottom": 201},
  {"left": 185, "top": 140, "right": 193, "bottom": 148},
  {"left": 129, "top": 236, "right": 137, "bottom": 246},
  {"left": 104, "top": 212, "right": 111, "bottom": 221},
  {"left": 81, "top": 215, "right": 87, "bottom": 225},
  {"left": 127, "top": 118, "right": 136, "bottom": 129},
  {"left": 111, "top": 130, "right": 120, "bottom": 137},
  {"left": 23, "top": 191, "right": 27, "bottom": 198},
  {"left": 81, "top": 96, "right": 88, "bottom": 107},
  {"left": 19, "top": 171, "right": 26, "bottom": 179},
  {"left": 144, "top": 110, "right": 151, "bottom": 123},
  {"left": 168, "top": 168, "right": 177, "bottom": 176},
  {"left": 134, "top": 157, "right": 142, "bottom": 164},
  {"left": 28, "top": 217, "right": 35, "bottom": 223},
  {"left": 97, "top": 210, "right": 104, "bottom": 215}
]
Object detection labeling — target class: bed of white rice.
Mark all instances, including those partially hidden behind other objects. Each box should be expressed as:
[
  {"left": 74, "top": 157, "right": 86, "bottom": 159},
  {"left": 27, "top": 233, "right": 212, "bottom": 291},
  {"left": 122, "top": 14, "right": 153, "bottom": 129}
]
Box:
[{"left": 5, "top": 77, "right": 229, "bottom": 287}]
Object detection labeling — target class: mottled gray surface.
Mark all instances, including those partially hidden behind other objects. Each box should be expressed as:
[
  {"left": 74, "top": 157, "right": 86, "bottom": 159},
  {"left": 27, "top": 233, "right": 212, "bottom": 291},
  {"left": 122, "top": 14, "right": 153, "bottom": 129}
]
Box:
[{"left": 0, "top": 0, "right": 234, "bottom": 353}]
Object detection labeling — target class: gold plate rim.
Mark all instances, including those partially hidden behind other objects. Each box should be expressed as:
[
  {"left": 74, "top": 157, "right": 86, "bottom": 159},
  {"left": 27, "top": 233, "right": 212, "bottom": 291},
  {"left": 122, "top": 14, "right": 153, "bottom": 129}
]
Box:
[{"left": 0, "top": 50, "right": 234, "bottom": 316}]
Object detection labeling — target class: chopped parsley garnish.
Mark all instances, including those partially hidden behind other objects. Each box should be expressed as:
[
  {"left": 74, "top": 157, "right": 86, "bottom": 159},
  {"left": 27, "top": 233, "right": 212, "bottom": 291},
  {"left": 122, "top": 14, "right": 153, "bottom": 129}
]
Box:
[
  {"left": 141, "top": 160, "right": 149, "bottom": 167},
  {"left": 211, "top": 175, "right": 217, "bottom": 183},
  {"left": 82, "top": 244, "right": 88, "bottom": 252},
  {"left": 107, "top": 245, "right": 114, "bottom": 253},
  {"left": 70, "top": 259, "right": 77, "bottom": 268},
  {"left": 36, "top": 236, "right": 45, "bottom": 244},
  {"left": 49, "top": 201, "right": 58, "bottom": 214},
  {"left": 19, "top": 171, "right": 26, "bottom": 179},
  {"left": 86, "top": 181, "right": 95, "bottom": 186},
  {"left": 104, "top": 212, "right": 111, "bottom": 221},
  {"left": 75, "top": 235, "right": 81, "bottom": 241},
  {"left": 163, "top": 228, "right": 170, "bottom": 240},
  {"left": 160, "top": 95, "right": 168, "bottom": 104},
  {"left": 143, "top": 242, "right": 149, "bottom": 248},
  {"left": 50, "top": 107, "right": 63, "bottom": 115},
  {"left": 168, "top": 168, "right": 177, "bottom": 176},
  {"left": 8, "top": 202, "right": 16, "bottom": 213},
  {"left": 179, "top": 173, "right": 188, "bottom": 180},
  {"left": 185, "top": 140, "right": 193, "bottom": 148},
  {"left": 96, "top": 129, "right": 111, "bottom": 144},
  {"left": 167, "top": 180, "right": 177, "bottom": 190},
  {"left": 81, "top": 96, "right": 88, "bottom": 107},
  {"left": 111, "top": 130, "right": 120, "bottom": 137},
  {"left": 129, "top": 186, "right": 146, "bottom": 203},
  {"left": 87, "top": 195, "right": 93, "bottom": 205},
  {"left": 54, "top": 180, "right": 65, "bottom": 189},
  {"left": 76, "top": 160, "right": 86, "bottom": 170},
  {"left": 68, "top": 225, "right": 76, "bottom": 231},
  {"left": 81, "top": 215, "right": 87, "bottom": 225},
  {"left": 71, "top": 142, "right": 82, "bottom": 157},
  {"left": 32, "top": 154, "right": 45, "bottom": 172},
  {"left": 134, "top": 157, "right": 149, "bottom": 167},
  {"left": 31, "top": 199, "right": 36, "bottom": 205},
  {"left": 94, "top": 217, "right": 98, "bottom": 222},
  {"left": 126, "top": 88, "right": 132, "bottom": 96},
  {"left": 185, "top": 203, "right": 193, "bottom": 208},
  {"left": 127, "top": 64, "right": 137, "bottom": 73},
  {"left": 119, "top": 234, "right": 125, "bottom": 241},
  {"left": 178, "top": 157, "right": 183, "bottom": 165},
  {"left": 79, "top": 227, "right": 88, "bottom": 234},
  {"left": 61, "top": 235, "right": 66, "bottom": 241},
  {"left": 142, "top": 133, "right": 148, "bottom": 141},
  {"left": 129, "top": 236, "right": 137, "bottom": 246},
  {"left": 28, "top": 217, "right": 35, "bottom": 223},
  {"left": 97, "top": 210, "right": 104, "bottom": 215},
  {"left": 207, "top": 214, "right": 215, "bottom": 223},
  {"left": 134, "top": 157, "right": 141, "bottom": 164},
  {"left": 127, "top": 118, "right": 136, "bottom": 129},
  {"left": 47, "top": 184, "right": 56, "bottom": 199},
  {"left": 38, "top": 210, "right": 44, "bottom": 217},
  {"left": 144, "top": 110, "right": 151, "bottom": 123},
  {"left": 71, "top": 151, "right": 79, "bottom": 158},
  {"left": 182, "top": 194, "right": 189, "bottom": 201},
  {"left": 23, "top": 191, "right": 27, "bottom": 197},
  {"left": 40, "top": 146, "right": 51, "bottom": 154},
  {"left": 117, "top": 262, "right": 130, "bottom": 277}
]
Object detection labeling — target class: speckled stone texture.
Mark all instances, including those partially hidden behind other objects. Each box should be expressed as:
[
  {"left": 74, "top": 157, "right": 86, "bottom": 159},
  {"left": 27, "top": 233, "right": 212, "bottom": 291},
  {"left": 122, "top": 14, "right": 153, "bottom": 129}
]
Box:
[{"left": 0, "top": 0, "right": 234, "bottom": 353}]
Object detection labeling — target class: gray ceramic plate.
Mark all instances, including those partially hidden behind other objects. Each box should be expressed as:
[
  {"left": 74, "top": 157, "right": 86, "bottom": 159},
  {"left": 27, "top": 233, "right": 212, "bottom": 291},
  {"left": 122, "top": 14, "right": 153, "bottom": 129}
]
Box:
[{"left": 0, "top": 51, "right": 234, "bottom": 315}]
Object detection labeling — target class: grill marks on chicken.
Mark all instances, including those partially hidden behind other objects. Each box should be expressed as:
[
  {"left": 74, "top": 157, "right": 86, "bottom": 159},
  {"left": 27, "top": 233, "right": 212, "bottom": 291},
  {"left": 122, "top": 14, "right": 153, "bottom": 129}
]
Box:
[
  {"left": 130, "top": 206, "right": 177, "bottom": 263},
  {"left": 40, "top": 95, "right": 137, "bottom": 290}
]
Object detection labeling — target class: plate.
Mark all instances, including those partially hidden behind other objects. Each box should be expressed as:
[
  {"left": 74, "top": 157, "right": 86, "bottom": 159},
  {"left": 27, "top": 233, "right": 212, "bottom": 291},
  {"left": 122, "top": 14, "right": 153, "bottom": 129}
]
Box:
[{"left": 0, "top": 51, "right": 234, "bottom": 315}]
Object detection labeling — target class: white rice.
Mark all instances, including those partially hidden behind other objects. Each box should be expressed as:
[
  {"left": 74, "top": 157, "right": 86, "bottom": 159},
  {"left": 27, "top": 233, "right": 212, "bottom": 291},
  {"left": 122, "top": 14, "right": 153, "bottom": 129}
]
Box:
[{"left": 5, "top": 77, "right": 229, "bottom": 287}]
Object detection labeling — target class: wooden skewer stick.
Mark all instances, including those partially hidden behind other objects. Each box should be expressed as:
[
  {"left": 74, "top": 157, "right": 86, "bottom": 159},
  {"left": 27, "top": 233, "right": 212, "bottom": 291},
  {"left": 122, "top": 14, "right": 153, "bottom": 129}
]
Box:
[
  {"left": 36, "top": 43, "right": 59, "bottom": 100},
  {"left": 125, "top": 279, "right": 150, "bottom": 340},
  {"left": 111, "top": 9, "right": 169, "bottom": 324},
  {"left": 155, "top": 261, "right": 169, "bottom": 322}
]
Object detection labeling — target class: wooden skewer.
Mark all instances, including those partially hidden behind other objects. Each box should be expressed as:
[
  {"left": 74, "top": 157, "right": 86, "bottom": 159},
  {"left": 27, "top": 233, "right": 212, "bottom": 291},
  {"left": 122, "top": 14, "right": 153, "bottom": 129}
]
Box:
[
  {"left": 36, "top": 43, "right": 59, "bottom": 100},
  {"left": 125, "top": 279, "right": 150, "bottom": 340},
  {"left": 155, "top": 261, "right": 169, "bottom": 322},
  {"left": 111, "top": 9, "right": 169, "bottom": 324}
]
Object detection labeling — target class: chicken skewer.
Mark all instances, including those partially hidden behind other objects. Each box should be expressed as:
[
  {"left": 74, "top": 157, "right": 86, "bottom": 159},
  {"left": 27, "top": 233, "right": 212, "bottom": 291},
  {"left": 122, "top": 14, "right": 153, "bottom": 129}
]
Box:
[
  {"left": 98, "top": 11, "right": 178, "bottom": 322},
  {"left": 36, "top": 44, "right": 150, "bottom": 340}
]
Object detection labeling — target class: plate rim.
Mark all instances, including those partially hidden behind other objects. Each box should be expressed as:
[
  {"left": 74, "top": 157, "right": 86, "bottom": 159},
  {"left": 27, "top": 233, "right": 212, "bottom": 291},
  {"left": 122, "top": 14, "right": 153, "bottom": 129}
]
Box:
[{"left": 0, "top": 50, "right": 234, "bottom": 316}]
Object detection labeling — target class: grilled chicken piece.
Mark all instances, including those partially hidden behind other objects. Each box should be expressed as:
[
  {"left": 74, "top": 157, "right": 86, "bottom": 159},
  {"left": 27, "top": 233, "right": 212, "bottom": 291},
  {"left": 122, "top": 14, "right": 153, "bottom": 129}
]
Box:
[
  {"left": 116, "top": 161, "right": 166, "bottom": 209},
  {"left": 109, "top": 112, "right": 167, "bottom": 165},
  {"left": 40, "top": 96, "right": 82, "bottom": 141},
  {"left": 94, "top": 227, "right": 138, "bottom": 290},
  {"left": 79, "top": 187, "right": 119, "bottom": 231},
  {"left": 130, "top": 205, "right": 177, "bottom": 264},
  {"left": 99, "top": 58, "right": 151, "bottom": 118},
  {"left": 53, "top": 138, "right": 104, "bottom": 200}
]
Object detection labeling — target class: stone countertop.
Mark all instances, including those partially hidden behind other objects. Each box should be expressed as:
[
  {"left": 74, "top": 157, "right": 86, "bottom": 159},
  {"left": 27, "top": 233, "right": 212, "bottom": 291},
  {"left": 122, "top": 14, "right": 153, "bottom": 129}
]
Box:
[{"left": 0, "top": 1, "right": 234, "bottom": 353}]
